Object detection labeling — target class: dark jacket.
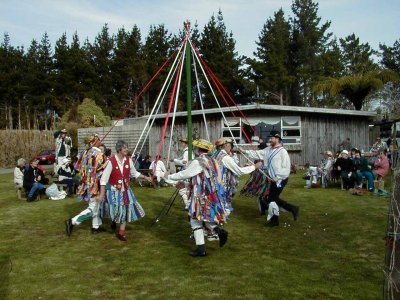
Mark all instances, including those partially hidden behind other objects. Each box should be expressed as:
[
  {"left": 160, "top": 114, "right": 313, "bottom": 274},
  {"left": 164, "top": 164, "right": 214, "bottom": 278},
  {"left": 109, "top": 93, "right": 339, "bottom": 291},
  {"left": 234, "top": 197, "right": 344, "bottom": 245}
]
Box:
[
  {"left": 353, "top": 156, "right": 372, "bottom": 172},
  {"left": 23, "top": 166, "right": 44, "bottom": 191},
  {"left": 334, "top": 157, "right": 355, "bottom": 173}
]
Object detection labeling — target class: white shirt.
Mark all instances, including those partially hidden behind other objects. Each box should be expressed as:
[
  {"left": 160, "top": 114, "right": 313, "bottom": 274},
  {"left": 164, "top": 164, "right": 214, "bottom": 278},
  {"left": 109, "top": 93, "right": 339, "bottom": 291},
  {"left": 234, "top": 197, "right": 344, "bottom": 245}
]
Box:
[
  {"left": 220, "top": 150, "right": 255, "bottom": 176},
  {"left": 149, "top": 159, "right": 167, "bottom": 178},
  {"left": 245, "top": 145, "right": 290, "bottom": 181},
  {"left": 173, "top": 147, "right": 189, "bottom": 167},
  {"left": 168, "top": 155, "right": 206, "bottom": 181},
  {"left": 100, "top": 156, "right": 141, "bottom": 190},
  {"left": 14, "top": 167, "right": 24, "bottom": 188}
]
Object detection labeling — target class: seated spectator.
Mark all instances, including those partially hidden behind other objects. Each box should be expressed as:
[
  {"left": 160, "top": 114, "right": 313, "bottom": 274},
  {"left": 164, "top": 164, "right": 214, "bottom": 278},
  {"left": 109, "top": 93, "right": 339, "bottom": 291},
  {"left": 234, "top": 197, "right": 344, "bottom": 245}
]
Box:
[
  {"left": 304, "top": 166, "right": 319, "bottom": 188},
  {"left": 36, "top": 164, "right": 50, "bottom": 185},
  {"left": 139, "top": 155, "right": 152, "bottom": 170},
  {"left": 318, "top": 151, "right": 334, "bottom": 187},
  {"left": 57, "top": 157, "right": 75, "bottom": 196},
  {"left": 370, "top": 136, "right": 388, "bottom": 153},
  {"left": 14, "top": 158, "right": 26, "bottom": 188},
  {"left": 133, "top": 152, "right": 143, "bottom": 170},
  {"left": 372, "top": 150, "right": 390, "bottom": 179},
  {"left": 334, "top": 150, "right": 355, "bottom": 190},
  {"left": 149, "top": 155, "right": 167, "bottom": 187},
  {"left": 23, "top": 158, "right": 46, "bottom": 202},
  {"left": 353, "top": 149, "right": 374, "bottom": 191}
]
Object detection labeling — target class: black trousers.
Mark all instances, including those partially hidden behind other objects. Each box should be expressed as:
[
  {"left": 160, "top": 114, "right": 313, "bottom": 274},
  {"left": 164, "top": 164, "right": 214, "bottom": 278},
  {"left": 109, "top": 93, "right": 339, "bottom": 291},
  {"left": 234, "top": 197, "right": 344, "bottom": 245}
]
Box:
[{"left": 262, "top": 179, "right": 297, "bottom": 213}]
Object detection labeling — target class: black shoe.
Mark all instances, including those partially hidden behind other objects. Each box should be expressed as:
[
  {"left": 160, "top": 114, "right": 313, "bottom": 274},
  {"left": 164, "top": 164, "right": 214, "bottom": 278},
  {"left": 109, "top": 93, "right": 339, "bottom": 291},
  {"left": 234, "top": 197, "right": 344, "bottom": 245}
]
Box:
[
  {"left": 292, "top": 206, "right": 300, "bottom": 221},
  {"left": 189, "top": 246, "right": 207, "bottom": 257},
  {"left": 65, "top": 219, "right": 74, "bottom": 236},
  {"left": 215, "top": 227, "right": 228, "bottom": 247},
  {"left": 111, "top": 221, "right": 117, "bottom": 232},
  {"left": 116, "top": 233, "right": 127, "bottom": 242},
  {"left": 266, "top": 215, "right": 279, "bottom": 227},
  {"left": 91, "top": 226, "right": 106, "bottom": 234}
]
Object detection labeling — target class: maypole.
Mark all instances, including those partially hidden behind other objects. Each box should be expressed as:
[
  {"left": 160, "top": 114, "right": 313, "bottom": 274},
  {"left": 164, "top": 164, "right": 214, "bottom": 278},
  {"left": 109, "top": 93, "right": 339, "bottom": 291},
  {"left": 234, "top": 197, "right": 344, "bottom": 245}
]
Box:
[{"left": 185, "top": 20, "right": 193, "bottom": 160}]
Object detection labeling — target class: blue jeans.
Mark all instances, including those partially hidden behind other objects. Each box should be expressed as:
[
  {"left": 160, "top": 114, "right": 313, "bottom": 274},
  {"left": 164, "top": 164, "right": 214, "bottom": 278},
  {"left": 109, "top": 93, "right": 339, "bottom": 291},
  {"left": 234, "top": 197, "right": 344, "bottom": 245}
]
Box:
[
  {"left": 28, "top": 182, "right": 45, "bottom": 199},
  {"left": 355, "top": 171, "right": 374, "bottom": 191}
]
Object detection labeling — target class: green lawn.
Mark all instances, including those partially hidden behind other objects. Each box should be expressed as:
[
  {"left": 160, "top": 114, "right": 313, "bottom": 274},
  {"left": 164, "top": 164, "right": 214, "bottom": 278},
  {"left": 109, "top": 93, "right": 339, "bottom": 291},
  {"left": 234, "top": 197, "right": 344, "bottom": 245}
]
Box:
[{"left": 0, "top": 172, "right": 388, "bottom": 299}]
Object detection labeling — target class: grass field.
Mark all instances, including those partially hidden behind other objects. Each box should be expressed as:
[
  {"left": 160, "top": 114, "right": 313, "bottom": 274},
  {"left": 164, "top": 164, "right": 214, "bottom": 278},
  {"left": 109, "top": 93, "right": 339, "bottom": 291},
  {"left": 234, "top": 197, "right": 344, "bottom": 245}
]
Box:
[{"left": 0, "top": 172, "right": 389, "bottom": 299}]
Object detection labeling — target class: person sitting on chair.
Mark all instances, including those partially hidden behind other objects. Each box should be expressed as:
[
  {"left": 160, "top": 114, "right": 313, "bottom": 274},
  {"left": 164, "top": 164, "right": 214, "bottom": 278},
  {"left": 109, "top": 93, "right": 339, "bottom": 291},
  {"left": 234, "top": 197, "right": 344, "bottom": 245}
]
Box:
[
  {"left": 23, "top": 158, "right": 46, "bottom": 202},
  {"left": 57, "top": 156, "right": 75, "bottom": 196}
]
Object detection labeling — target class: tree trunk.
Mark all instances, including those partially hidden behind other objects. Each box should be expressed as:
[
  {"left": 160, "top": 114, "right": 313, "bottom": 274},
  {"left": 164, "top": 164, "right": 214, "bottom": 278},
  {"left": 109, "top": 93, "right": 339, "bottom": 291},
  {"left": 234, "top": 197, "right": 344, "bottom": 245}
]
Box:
[{"left": 8, "top": 103, "right": 13, "bottom": 129}]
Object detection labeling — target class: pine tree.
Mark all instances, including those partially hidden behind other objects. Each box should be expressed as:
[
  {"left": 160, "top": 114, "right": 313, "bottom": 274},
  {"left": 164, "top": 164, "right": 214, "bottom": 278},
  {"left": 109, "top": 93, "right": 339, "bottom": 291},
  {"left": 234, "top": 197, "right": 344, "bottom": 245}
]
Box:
[
  {"left": 142, "top": 24, "right": 172, "bottom": 114},
  {"left": 289, "top": 0, "right": 332, "bottom": 106},
  {"left": 91, "top": 24, "right": 115, "bottom": 116},
  {"left": 249, "top": 9, "right": 291, "bottom": 105},
  {"left": 198, "top": 10, "right": 245, "bottom": 107},
  {"left": 339, "top": 34, "right": 377, "bottom": 75}
]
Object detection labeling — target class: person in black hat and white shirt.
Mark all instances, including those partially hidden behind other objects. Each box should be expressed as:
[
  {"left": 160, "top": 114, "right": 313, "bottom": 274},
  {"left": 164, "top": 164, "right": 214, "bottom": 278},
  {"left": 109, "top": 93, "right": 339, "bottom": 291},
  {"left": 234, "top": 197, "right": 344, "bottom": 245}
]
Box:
[
  {"left": 54, "top": 128, "right": 73, "bottom": 170},
  {"left": 240, "top": 130, "right": 299, "bottom": 227}
]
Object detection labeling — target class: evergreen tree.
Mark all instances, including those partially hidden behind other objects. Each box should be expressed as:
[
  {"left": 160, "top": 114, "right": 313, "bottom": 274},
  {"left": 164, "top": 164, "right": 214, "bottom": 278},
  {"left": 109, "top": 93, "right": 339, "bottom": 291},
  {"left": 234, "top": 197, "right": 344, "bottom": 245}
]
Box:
[
  {"left": 379, "top": 39, "right": 400, "bottom": 75},
  {"left": 90, "top": 24, "right": 115, "bottom": 116},
  {"left": 112, "top": 26, "right": 145, "bottom": 117},
  {"left": 0, "top": 34, "right": 26, "bottom": 128},
  {"left": 69, "top": 32, "right": 96, "bottom": 101},
  {"left": 289, "top": 0, "right": 332, "bottom": 106},
  {"left": 339, "top": 34, "right": 377, "bottom": 75},
  {"left": 249, "top": 9, "right": 291, "bottom": 105},
  {"left": 142, "top": 24, "right": 172, "bottom": 114},
  {"left": 198, "top": 10, "right": 246, "bottom": 107},
  {"left": 379, "top": 39, "right": 400, "bottom": 118}
]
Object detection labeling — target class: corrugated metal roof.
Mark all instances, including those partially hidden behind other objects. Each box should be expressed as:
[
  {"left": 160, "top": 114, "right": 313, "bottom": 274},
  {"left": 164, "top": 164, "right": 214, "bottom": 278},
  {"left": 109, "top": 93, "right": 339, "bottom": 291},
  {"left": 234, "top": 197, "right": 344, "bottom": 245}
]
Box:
[{"left": 118, "top": 104, "right": 376, "bottom": 123}]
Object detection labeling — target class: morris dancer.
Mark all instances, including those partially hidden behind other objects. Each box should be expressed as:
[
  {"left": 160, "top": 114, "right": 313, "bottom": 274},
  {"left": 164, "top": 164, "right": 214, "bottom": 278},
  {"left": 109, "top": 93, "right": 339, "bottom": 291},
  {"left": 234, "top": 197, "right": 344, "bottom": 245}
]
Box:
[
  {"left": 241, "top": 130, "right": 299, "bottom": 227},
  {"left": 172, "top": 137, "right": 190, "bottom": 209},
  {"left": 213, "top": 137, "right": 262, "bottom": 205},
  {"left": 97, "top": 140, "right": 151, "bottom": 242},
  {"left": 166, "top": 139, "right": 228, "bottom": 257},
  {"left": 65, "top": 136, "right": 107, "bottom": 235}
]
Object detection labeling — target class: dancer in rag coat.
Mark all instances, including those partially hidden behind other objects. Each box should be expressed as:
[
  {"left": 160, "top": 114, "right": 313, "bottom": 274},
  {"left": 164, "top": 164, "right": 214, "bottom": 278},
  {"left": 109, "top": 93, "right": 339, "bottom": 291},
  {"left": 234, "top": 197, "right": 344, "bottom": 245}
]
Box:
[
  {"left": 166, "top": 139, "right": 229, "bottom": 257},
  {"left": 65, "top": 136, "right": 108, "bottom": 235}
]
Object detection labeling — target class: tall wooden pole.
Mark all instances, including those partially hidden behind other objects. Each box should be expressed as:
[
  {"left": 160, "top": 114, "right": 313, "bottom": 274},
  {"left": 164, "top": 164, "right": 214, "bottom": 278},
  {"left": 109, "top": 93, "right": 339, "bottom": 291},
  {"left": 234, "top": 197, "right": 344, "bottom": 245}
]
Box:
[{"left": 185, "top": 20, "right": 193, "bottom": 160}]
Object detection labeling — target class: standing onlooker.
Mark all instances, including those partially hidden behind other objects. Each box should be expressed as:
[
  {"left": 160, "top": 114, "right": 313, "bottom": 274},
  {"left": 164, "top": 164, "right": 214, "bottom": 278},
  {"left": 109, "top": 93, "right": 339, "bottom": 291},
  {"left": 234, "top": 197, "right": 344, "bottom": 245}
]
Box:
[
  {"left": 54, "top": 128, "right": 73, "bottom": 167},
  {"left": 370, "top": 136, "right": 388, "bottom": 153},
  {"left": 338, "top": 137, "right": 352, "bottom": 152},
  {"left": 241, "top": 130, "right": 299, "bottom": 227},
  {"left": 14, "top": 158, "right": 26, "bottom": 188}
]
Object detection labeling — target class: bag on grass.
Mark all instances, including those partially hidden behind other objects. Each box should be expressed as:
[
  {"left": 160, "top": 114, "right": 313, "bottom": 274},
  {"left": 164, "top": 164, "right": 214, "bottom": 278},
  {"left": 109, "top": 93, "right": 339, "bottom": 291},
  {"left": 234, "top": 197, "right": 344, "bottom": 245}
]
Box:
[{"left": 45, "top": 183, "right": 67, "bottom": 200}]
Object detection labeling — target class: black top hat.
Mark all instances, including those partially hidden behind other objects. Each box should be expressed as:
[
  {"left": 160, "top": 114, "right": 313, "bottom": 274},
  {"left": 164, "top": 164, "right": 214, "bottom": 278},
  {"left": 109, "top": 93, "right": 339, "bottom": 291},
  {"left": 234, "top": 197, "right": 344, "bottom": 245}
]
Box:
[{"left": 268, "top": 130, "right": 281, "bottom": 139}]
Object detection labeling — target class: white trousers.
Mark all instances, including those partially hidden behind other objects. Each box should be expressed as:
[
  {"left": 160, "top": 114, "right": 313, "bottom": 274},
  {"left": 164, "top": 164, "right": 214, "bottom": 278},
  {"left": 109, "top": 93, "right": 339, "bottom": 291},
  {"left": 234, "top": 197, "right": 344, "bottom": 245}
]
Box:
[
  {"left": 72, "top": 197, "right": 102, "bottom": 229},
  {"left": 190, "top": 219, "right": 217, "bottom": 245},
  {"left": 178, "top": 187, "right": 190, "bottom": 209}
]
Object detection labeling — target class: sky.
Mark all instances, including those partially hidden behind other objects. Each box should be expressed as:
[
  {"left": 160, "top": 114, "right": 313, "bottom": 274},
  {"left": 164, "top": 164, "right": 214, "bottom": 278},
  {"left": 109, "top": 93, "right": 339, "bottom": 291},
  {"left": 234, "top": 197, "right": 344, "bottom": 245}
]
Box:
[{"left": 0, "top": 0, "right": 399, "bottom": 59}]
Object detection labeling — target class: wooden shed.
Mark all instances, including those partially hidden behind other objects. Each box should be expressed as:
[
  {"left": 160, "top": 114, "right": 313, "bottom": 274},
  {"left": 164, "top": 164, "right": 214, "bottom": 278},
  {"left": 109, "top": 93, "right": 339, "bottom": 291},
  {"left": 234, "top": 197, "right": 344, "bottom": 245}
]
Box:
[{"left": 78, "top": 104, "right": 376, "bottom": 166}]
